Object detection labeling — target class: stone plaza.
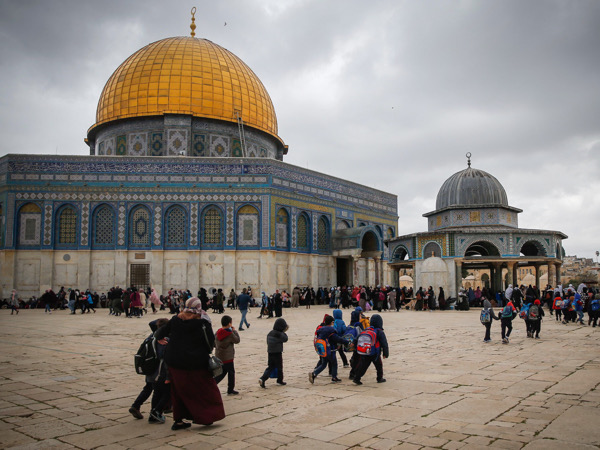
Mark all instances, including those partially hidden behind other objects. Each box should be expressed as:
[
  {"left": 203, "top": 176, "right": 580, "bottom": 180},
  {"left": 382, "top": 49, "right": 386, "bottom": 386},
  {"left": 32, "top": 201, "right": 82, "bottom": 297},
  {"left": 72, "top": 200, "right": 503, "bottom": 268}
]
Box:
[{"left": 0, "top": 306, "right": 599, "bottom": 449}]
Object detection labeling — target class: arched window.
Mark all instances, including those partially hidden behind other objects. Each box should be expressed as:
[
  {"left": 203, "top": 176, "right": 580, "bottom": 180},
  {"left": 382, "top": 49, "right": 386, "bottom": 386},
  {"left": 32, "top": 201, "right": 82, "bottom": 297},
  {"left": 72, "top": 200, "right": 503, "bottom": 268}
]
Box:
[
  {"left": 165, "top": 206, "right": 187, "bottom": 247},
  {"left": 336, "top": 220, "right": 350, "bottom": 230},
  {"left": 387, "top": 227, "right": 394, "bottom": 240},
  {"left": 317, "top": 217, "right": 329, "bottom": 252},
  {"left": 93, "top": 205, "right": 115, "bottom": 247},
  {"left": 276, "top": 208, "right": 289, "bottom": 249},
  {"left": 423, "top": 241, "right": 442, "bottom": 258},
  {"left": 297, "top": 214, "right": 309, "bottom": 250},
  {"left": 129, "top": 206, "right": 150, "bottom": 247},
  {"left": 203, "top": 207, "right": 222, "bottom": 246},
  {"left": 56, "top": 205, "right": 77, "bottom": 246},
  {"left": 18, "top": 203, "right": 42, "bottom": 247},
  {"left": 237, "top": 205, "right": 259, "bottom": 247}
]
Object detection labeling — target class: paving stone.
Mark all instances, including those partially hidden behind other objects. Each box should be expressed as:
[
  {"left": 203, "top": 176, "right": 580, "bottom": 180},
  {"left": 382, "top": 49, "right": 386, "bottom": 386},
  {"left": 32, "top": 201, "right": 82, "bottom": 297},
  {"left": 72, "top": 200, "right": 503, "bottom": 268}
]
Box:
[{"left": 1, "top": 308, "right": 599, "bottom": 449}]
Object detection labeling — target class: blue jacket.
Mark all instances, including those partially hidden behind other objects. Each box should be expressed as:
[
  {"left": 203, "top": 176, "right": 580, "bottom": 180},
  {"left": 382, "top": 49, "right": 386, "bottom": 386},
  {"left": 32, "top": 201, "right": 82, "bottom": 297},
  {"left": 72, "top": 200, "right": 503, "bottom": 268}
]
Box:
[
  {"left": 332, "top": 309, "right": 347, "bottom": 335},
  {"left": 237, "top": 293, "right": 251, "bottom": 311},
  {"left": 316, "top": 325, "right": 346, "bottom": 347}
]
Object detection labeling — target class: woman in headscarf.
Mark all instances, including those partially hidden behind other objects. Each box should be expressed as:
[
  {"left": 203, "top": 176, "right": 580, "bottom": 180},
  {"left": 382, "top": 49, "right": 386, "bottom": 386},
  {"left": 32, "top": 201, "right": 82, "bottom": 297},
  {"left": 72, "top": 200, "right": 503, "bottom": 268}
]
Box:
[
  {"left": 149, "top": 288, "right": 162, "bottom": 314},
  {"left": 154, "top": 297, "right": 225, "bottom": 430}
]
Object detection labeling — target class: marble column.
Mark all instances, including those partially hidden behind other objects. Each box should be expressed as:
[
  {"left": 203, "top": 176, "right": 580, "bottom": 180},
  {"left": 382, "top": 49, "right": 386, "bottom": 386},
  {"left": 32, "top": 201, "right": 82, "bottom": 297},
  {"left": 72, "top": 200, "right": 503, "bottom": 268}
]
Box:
[
  {"left": 506, "top": 262, "right": 515, "bottom": 287},
  {"left": 352, "top": 256, "right": 359, "bottom": 286},
  {"left": 454, "top": 260, "right": 462, "bottom": 298},
  {"left": 374, "top": 257, "right": 380, "bottom": 286},
  {"left": 534, "top": 263, "right": 541, "bottom": 288},
  {"left": 548, "top": 262, "right": 557, "bottom": 287},
  {"left": 555, "top": 263, "right": 562, "bottom": 284},
  {"left": 512, "top": 263, "right": 518, "bottom": 287}
]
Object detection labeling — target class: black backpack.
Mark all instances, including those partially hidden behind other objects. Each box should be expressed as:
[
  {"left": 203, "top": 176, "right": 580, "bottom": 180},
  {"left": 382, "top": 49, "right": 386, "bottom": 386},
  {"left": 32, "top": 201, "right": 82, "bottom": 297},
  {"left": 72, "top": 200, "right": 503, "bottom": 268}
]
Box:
[{"left": 134, "top": 335, "right": 159, "bottom": 376}]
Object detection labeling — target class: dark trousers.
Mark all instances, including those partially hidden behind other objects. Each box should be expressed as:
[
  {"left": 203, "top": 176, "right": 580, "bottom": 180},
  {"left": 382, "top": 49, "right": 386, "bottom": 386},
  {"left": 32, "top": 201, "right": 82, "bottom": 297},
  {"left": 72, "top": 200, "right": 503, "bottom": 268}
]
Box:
[
  {"left": 214, "top": 361, "right": 236, "bottom": 393},
  {"left": 353, "top": 353, "right": 383, "bottom": 382},
  {"left": 530, "top": 320, "right": 541, "bottom": 337},
  {"left": 314, "top": 352, "right": 338, "bottom": 379},
  {"left": 132, "top": 381, "right": 153, "bottom": 409},
  {"left": 483, "top": 322, "right": 492, "bottom": 341},
  {"left": 260, "top": 352, "right": 283, "bottom": 383},
  {"left": 555, "top": 309, "right": 562, "bottom": 320},
  {"left": 588, "top": 311, "right": 598, "bottom": 327},
  {"left": 501, "top": 318, "right": 513, "bottom": 339},
  {"left": 338, "top": 348, "right": 348, "bottom": 366}
]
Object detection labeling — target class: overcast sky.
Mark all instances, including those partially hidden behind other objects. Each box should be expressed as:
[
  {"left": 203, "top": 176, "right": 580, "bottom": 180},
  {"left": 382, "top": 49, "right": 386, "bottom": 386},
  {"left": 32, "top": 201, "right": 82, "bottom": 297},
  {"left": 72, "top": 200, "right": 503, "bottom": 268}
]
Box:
[{"left": 0, "top": 0, "right": 598, "bottom": 260}]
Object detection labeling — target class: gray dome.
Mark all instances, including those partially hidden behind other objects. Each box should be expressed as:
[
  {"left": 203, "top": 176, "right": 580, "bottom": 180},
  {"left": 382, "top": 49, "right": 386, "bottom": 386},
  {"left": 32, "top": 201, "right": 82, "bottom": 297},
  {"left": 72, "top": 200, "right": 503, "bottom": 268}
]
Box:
[{"left": 435, "top": 167, "right": 508, "bottom": 210}]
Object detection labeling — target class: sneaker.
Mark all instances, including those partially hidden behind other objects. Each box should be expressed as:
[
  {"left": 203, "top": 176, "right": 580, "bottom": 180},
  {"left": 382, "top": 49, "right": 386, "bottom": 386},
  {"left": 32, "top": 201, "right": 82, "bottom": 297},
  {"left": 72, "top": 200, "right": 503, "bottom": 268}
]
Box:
[
  {"left": 502, "top": 338, "right": 508, "bottom": 344},
  {"left": 227, "top": 390, "right": 239, "bottom": 395},
  {"left": 535, "top": 336, "right": 540, "bottom": 339},
  {"left": 129, "top": 406, "right": 143, "bottom": 419},
  {"left": 258, "top": 379, "right": 265, "bottom": 389},
  {"left": 331, "top": 377, "right": 341, "bottom": 383},
  {"left": 483, "top": 339, "right": 491, "bottom": 343},
  {"left": 377, "top": 378, "right": 387, "bottom": 383},
  {"left": 276, "top": 381, "right": 287, "bottom": 386},
  {"left": 247, "top": 323, "right": 250, "bottom": 328},
  {"left": 343, "top": 364, "right": 350, "bottom": 368},
  {"left": 239, "top": 328, "right": 244, "bottom": 331},
  {"left": 352, "top": 379, "right": 363, "bottom": 385},
  {"left": 149, "top": 410, "right": 165, "bottom": 424},
  {"left": 308, "top": 372, "right": 315, "bottom": 384},
  {"left": 171, "top": 421, "right": 191, "bottom": 431}
]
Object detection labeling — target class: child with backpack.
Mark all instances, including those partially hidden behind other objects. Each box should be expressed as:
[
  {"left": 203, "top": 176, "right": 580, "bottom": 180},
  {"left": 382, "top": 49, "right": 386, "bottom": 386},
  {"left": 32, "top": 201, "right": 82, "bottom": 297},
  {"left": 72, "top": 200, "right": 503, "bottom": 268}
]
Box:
[
  {"left": 258, "top": 318, "right": 289, "bottom": 388},
  {"left": 500, "top": 301, "right": 517, "bottom": 344},
  {"left": 332, "top": 309, "right": 349, "bottom": 368},
  {"left": 309, "top": 315, "right": 347, "bottom": 384},
  {"left": 480, "top": 299, "right": 499, "bottom": 343},
  {"left": 553, "top": 295, "right": 563, "bottom": 322},
  {"left": 352, "top": 314, "right": 389, "bottom": 385},
  {"left": 574, "top": 293, "right": 584, "bottom": 325},
  {"left": 130, "top": 318, "right": 170, "bottom": 423},
  {"left": 588, "top": 294, "right": 600, "bottom": 327},
  {"left": 528, "top": 299, "right": 544, "bottom": 339},
  {"left": 519, "top": 303, "right": 532, "bottom": 338},
  {"left": 214, "top": 315, "right": 240, "bottom": 395}
]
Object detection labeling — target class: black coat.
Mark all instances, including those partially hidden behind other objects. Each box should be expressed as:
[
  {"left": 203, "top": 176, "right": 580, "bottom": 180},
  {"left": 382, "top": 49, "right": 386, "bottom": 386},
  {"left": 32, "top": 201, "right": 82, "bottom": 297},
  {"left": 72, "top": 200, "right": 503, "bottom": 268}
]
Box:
[{"left": 155, "top": 315, "right": 214, "bottom": 370}]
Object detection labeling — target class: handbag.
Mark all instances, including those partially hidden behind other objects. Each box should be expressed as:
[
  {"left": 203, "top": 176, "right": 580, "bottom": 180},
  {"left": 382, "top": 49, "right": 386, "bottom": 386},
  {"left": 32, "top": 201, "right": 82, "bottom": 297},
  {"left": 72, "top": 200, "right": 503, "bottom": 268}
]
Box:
[
  {"left": 201, "top": 323, "right": 223, "bottom": 378},
  {"left": 208, "top": 355, "right": 223, "bottom": 378}
]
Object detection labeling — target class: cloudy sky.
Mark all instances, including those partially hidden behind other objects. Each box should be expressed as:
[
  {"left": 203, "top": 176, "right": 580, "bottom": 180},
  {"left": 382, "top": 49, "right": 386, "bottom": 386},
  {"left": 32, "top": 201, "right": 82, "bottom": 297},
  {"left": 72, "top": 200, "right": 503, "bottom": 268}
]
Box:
[{"left": 0, "top": 0, "right": 599, "bottom": 260}]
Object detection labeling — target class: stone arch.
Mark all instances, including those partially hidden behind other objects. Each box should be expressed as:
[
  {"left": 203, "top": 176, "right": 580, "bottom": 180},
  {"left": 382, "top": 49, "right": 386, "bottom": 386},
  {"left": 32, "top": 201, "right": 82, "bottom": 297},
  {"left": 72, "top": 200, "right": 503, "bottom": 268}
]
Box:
[
  {"left": 423, "top": 241, "right": 442, "bottom": 259},
  {"left": 360, "top": 230, "right": 379, "bottom": 256},
  {"left": 519, "top": 239, "right": 547, "bottom": 257},
  {"left": 464, "top": 240, "right": 500, "bottom": 257},
  {"left": 392, "top": 245, "right": 410, "bottom": 261}
]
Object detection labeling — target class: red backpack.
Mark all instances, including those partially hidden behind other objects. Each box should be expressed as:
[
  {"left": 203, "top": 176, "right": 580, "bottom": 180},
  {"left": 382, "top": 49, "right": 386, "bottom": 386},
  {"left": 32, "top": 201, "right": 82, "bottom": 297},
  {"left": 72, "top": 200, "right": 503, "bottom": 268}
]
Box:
[{"left": 356, "top": 328, "right": 379, "bottom": 355}]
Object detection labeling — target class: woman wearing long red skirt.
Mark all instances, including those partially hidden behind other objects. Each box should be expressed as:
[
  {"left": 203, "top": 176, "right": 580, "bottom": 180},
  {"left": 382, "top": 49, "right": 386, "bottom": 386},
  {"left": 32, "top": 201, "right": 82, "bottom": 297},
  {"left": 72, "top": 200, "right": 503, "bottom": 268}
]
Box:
[{"left": 155, "top": 297, "right": 225, "bottom": 430}]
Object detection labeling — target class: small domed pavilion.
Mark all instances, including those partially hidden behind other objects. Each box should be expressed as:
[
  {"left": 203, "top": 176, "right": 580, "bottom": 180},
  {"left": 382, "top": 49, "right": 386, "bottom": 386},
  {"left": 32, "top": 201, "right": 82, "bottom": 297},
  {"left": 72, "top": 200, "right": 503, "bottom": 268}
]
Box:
[{"left": 386, "top": 154, "right": 567, "bottom": 299}]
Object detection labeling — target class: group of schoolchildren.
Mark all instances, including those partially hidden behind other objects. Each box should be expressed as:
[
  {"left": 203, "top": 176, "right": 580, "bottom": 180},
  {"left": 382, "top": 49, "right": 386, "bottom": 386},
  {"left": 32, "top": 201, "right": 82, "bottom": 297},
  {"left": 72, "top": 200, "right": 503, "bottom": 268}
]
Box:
[
  {"left": 481, "top": 296, "right": 546, "bottom": 343},
  {"left": 309, "top": 307, "right": 389, "bottom": 385},
  {"left": 480, "top": 286, "right": 600, "bottom": 343}
]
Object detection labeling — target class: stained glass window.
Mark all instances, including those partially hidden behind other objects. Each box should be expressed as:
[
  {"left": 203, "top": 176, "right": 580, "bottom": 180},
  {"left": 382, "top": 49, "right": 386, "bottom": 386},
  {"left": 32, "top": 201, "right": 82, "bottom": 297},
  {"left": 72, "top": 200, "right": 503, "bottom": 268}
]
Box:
[
  {"left": 297, "top": 214, "right": 308, "bottom": 250},
  {"left": 94, "top": 205, "right": 115, "bottom": 246},
  {"left": 130, "top": 206, "right": 150, "bottom": 246},
  {"left": 203, "top": 207, "right": 222, "bottom": 245},
  {"left": 317, "top": 217, "right": 329, "bottom": 252},
  {"left": 166, "top": 206, "right": 186, "bottom": 246},
  {"left": 57, "top": 206, "right": 77, "bottom": 245}
]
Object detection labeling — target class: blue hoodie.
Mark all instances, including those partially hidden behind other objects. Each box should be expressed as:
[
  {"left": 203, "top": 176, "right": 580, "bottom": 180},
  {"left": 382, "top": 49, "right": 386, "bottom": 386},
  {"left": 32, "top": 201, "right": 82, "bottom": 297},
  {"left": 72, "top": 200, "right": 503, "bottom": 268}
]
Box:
[
  {"left": 350, "top": 307, "right": 363, "bottom": 326},
  {"left": 332, "top": 309, "right": 347, "bottom": 335}
]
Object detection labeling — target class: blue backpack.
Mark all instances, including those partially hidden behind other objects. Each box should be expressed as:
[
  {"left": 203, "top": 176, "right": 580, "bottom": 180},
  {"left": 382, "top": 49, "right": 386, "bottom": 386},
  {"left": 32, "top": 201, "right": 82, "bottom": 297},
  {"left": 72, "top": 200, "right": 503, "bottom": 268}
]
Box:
[
  {"left": 480, "top": 308, "right": 491, "bottom": 324},
  {"left": 501, "top": 305, "right": 513, "bottom": 318},
  {"left": 591, "top": 299, "right": 600, "bottom": 312}
]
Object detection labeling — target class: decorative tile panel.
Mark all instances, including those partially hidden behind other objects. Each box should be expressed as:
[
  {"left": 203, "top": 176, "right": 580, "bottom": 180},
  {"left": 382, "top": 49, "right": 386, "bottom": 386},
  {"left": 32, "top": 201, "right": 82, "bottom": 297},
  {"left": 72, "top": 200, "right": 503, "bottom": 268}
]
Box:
[
  {"left": 210, "top": 135, "right": 229, "bottom": 157},
  {"left": 20, "top": 213, "right": 41, "bottom": 246},
  {"left": 128, "top": 133, "right": 147, "bottom": 156},
  {"left": 262, "top": 195, "right": 269, "bottom": 248},
  {"left": 238, "top": 214, "right": 258, "bottom": 246},
  {"left": 190, "top": 203, "right": 198, "bottom": 246},
  {"left": 150, "top": 132, "right": 163, "bottom": 156},
  {"left": 167, "top": 129, "right": 188, "bottom": 156},
  {"left": 80, "top": 202, "right": 89, "bottom": 246},
  {"left": 43, "top": 202, "right": 53, "bottom": 246},
  {"left": 153, "top": 205, "right": 161, "bottom": 246},
  {"left": 116, "top": 135, "right": 127, "bottom": 155},
  {"left": 232, "top": 138, "right": 243, "bottom": 157},
  {"left": 226, "top": 203, "right": 234, "bottom": 246},
  {"left": 191, "top": 134, "right": 206, "bottom": 156},
  {"left": 117, "top": 204, "right": 126, "bottom": 245}
]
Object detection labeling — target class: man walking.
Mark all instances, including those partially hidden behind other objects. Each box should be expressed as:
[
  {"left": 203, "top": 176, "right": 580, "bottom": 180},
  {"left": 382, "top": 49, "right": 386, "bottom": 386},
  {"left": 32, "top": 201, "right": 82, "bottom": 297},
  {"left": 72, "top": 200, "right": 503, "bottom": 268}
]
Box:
[{"left": 237, "top": 288, "right": 251, "bottom": 331}]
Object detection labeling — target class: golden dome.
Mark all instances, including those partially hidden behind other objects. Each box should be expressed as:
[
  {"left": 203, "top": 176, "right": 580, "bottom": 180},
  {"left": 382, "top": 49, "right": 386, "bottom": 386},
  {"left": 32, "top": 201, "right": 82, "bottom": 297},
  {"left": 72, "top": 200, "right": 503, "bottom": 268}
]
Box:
[{"left": 90, "top": 37, "right": 280, "bottom": 142}]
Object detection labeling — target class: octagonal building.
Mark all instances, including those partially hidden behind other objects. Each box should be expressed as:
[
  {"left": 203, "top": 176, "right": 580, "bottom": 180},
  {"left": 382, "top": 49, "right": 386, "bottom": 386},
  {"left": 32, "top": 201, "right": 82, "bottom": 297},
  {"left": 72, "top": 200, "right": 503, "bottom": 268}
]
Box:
[{"left": 0, "top": 33, "right": 398, "bottom": 298}]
